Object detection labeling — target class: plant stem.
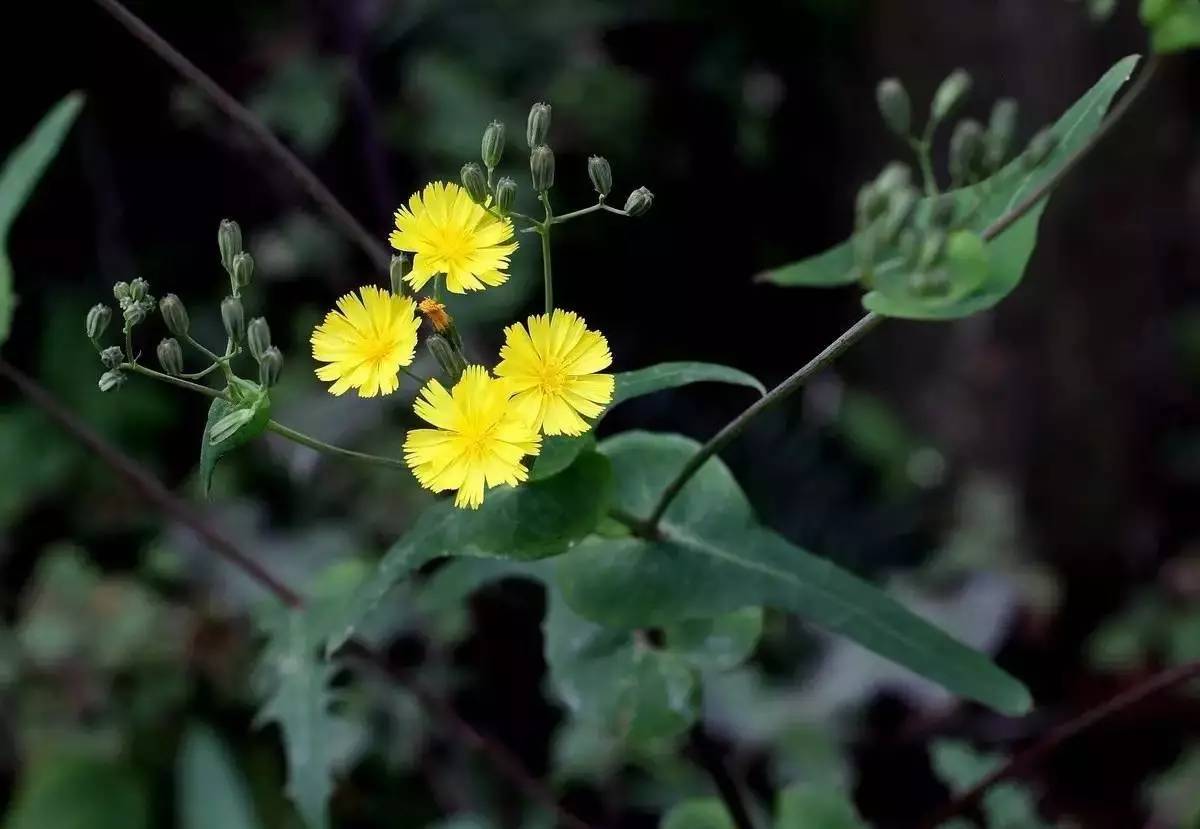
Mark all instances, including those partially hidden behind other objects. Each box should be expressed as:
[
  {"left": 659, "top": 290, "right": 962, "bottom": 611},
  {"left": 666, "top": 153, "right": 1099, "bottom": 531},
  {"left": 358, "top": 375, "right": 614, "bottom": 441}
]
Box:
[
  {"left": 124, "top": 326, "right": 135, "bottom": 362},
  {"left": 539, "top": 193, "right": 555, "bottom": 314},
  {"left": 264, "top": 421, "right": 409, "bottom": 469},
  {"left": 550, "top": 202, "right": 608, "bottom": 224},
  {"left": 124, "top": 362, "right": 224, "bottom": 398},
  {"left": 909, "top": 137, "right": 939, "bottom": 197}
]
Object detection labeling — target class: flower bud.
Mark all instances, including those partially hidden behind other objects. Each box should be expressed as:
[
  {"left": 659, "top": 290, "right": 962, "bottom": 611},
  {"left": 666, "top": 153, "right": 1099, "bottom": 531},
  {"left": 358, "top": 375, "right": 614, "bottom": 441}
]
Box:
[
  {"left": 1022, "top": 128, "right": 1059, "bottom": 170},
  {"left": 876, "top": 78, "right": 912, "bottom": 138},
  {"left": 232, "top": 251, "right": 254, "bottom": 289},
  {"left": 481, "top": 120, "right": 505, "bottom": 169},
  {"left": 623, "top": 186, "right": 654, "bottom": 217},
  {"left": 112, "top": 282, "right": 131, "bottom": 303},
  {"left": 588, "top": 155, "right": 613, "bottom": 198},
  {"left": 494, "top": 176, "right": 517, "bottom": 214},
  {"left": 247, "top": 317, "right": 272, "bottom": 362},
  {"left": 461, "top": 161, "right": 488, "bottom": 204},
  {"left": 221, "top": 295, "right": 245, "bottom": 344},
  {"left": 530, "top": 145, "right": 555, "bottom": 192},
  {"left": 157, "top": 337, "right": 184, "bottom": 376},
  {"left": 128, "top": 277, "right": 149, "bottom": 302},
  {"left": 259, "top": 346, "right": 283, "bottom": 387},
  {"left": 159, "top": 294, "right": 190, "bottom": 337},
  {"left": 426, "top": 334, "right": 467, "bottom": 384},
  {"left": 932, "top": 69, "right": 972, "bottom": 123},
  {"left": 882, "top": 187, "right": 918, "bottom": 242},
  {"left": 100, "top": 345, "right": 125, "bottom": 370},
  {"left": 875, "top": 161, "right": 912, "bottom": 196},
  {"left": 918, "top": 229, "right": 948, "bottom": 270},
  {"left": 98, "top": 369, "right": 125, "bottom": 393},
  {"left": 390, "top": 253, "right": 411, "bottom": 295},
  {"left": 949, "top": 119, "right": 985, "bottom": 186},
  {"left": 526, "top": 102, "right": 551, "bottom": 149},
  {"left": 123, "top": 303, "right": 147, "bottom": 326},
  {"left": 86, "top": 304, "right": 112, "bottom": 341},
  {"left": 855, "top": 183, "right": 888, "bottom": 225},
  {"left": 218, "top": 218, "right": 243, "bottom": 274},
  {"left": 986, "top": 98, "right": 1018, "bottom": 171}
]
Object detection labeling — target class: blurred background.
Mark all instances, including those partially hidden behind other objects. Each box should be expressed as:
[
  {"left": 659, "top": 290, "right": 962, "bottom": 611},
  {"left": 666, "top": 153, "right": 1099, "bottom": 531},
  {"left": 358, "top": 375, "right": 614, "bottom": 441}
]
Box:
[{"left": 1, "top": 0, "right": 1199, "bottom": 826}]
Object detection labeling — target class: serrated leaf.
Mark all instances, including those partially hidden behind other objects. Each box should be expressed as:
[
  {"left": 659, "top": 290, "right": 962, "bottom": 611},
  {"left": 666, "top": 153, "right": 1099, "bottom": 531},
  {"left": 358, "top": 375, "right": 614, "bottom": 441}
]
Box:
[
  {"left": 326, "top": 451, "right": 613, "bottom": 651},
  {"left": 5, "top": 753, "right": 149, "bottom": 829},
  {"left": 776, "top": 783, "right": 866, "bottom": 829},
  {"left": 198, "top": 388, "right": 271, "bottom": 496},
  {"left": 761, "top": 57, "right": 1140, "bottom": 322},
  {"left": 177, "top": 724, "right": 263, "bottom": 829},
  {"left": 555, "top": 432, "right": 1032, "bottom": 715},
  {"left": 661, "top": 798, "right": 736, "bottom": 829},
  {"left": 256, "top": 610, "right": 338, "bottom": 829},
  {"left": 0, "top": 93, "right": 84, "bottom": 349}
]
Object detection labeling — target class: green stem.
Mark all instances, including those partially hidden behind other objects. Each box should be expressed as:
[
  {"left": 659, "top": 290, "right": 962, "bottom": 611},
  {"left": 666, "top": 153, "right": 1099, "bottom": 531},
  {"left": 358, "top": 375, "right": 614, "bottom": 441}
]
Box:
[
  {"left": 551, "top": 202, "right": 605, "bottom": 224},
  {"left": 264, "top": 421, "right": 408, "bottom": 469},
  {"left": 401, "top": 366, "right": 430, "bottom": 386},
  {"left": 124, "top": 326, "right": 135, "bottom": 362},
  {"left": 539, "top": 192, "right": 554, "bottom": 314},
  {"left": 124, "top": 363, "right": 224, "bottom": 398},
  {"left": 909, "top": 137, "right": 939, "bottom": 197},
  {"left": 181, "top": 362, "right": 222, "bottom": 381}
]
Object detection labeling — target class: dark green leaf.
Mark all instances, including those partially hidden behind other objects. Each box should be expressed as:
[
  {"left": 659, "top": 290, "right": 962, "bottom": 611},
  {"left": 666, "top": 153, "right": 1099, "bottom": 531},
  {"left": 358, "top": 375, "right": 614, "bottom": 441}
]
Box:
[
  {"left": 660, "top": 799, "right": 735, "bottom": 829},
  {"left": 776, "top": 784, "right": 866, "bottom": 829},
  {"left": 5, "top": 753, "right": 149, "bottom": 829},
  {"left": 555, "top": 432, "right": 1032, "bottom": 715},
  {"left": 198, "top": 388, "right": 271, "bottom": 496},
  {"left": 664, "top": 608, "right": 763, "bottom": 671},
  {"left": 177, "top": 724, "right": 264, "bottom": 829},
  {"left": 0, "top": 93, "right": 84, "bottom": 349},
  {"left": 530, "top": 433, "right": 596, "bottom": 481}
]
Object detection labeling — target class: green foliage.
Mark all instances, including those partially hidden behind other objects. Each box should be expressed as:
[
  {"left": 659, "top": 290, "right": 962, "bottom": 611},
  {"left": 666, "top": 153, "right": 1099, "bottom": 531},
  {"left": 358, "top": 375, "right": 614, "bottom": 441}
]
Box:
[
  {"left": 1142, "top": 0, "right": 1200, "bottom": 53},
  {"left": 930, "top": 740, "right": 1055, "bottom": 829},
  {"left": 0, "top": 93, "right": 84, "bottom": 349},
  {"left": 776, "top": 783, "right": 866, "bottom": 829},
  {"left": 661, "top": 798, "right": 736, "bottom": 829},
  {"left": 760, "top": 57, "right": 1139, "bottom": 321},
  {"left": 177, "top": 724, "right": 264, "bottom": 829},
  {"left": 4, "top": 753, "right": 149, "bottom": 829},
  {"left": 554, "top": 432, "right": 1031, "bottom": 715},
  {"left": 199, "top": 385, "right": 272, "bottom": 496}
]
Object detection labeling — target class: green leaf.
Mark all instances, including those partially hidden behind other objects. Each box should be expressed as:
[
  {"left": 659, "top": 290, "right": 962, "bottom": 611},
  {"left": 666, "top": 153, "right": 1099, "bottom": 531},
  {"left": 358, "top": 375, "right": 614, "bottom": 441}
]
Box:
[
  {"left": 5, "top": 753, "right": 149, "bottom": 829},
  {"left": 198, "top": 387, "right": 271, "bottom": 496},
  {"left": 776, "top": 783, "right": 866, "bottom": 829},
  {"left": 256, "top": 610, "right": 339, "bottom": 829},
  {"left": 177, "top": 724, "right": 264, "bottom": 829},
  {"left": 660, "top": 799, "right": 736, "bottom": 829},
  {"left": 1142, "top": 0, "right": 1200, "bottom": 53},
  {"left": 761, "top": 57, "right": 1140, "bottom": 321},
  {"left": 930, "top": 740, "right": 1052, "bottom": 829},
  {"left": 0, "top": 93, "right": 84, "bottom": 349},
  {"left": 555, "top": 432, "right": 1032, "bottom": 715},
  {"left": 529, "top": 362, "right": 764, "bottom": 481},
  {"left": 326, "top": 451, "right": 613, "bottom": 651},
  {"left": 664, "top": 607, "right": 763, "bottom": 672}
]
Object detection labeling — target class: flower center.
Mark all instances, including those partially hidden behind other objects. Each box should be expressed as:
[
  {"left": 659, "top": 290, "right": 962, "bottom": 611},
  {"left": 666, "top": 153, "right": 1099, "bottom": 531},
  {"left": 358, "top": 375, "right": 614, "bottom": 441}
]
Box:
[{"left": 535, "top": 363, "right": 567, "bottom": 396}]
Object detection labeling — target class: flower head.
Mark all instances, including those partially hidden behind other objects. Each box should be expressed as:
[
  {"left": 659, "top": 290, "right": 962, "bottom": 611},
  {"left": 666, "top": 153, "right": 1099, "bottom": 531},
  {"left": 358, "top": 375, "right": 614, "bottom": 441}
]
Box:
[
  {"left": 311, "top": 286, "right": 420, "bottom": 398},
  {"left": 417, "top": 297, "right": 452, "bottom": 333},
  {"left": 389, "top": 182, "right": 518, "bottom": 294},
  {"left": 404, "top": 366, "right": 541, "bottom": 509},
  {"left": 494, "top": 310, "right": 614, "bottom": 436}
]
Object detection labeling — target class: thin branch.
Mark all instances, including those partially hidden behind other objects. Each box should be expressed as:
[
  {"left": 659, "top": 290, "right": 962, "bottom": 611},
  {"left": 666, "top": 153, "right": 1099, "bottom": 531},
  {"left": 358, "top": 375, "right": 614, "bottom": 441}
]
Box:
[
  {"left": 0, "top": 356, "right": 591, "bottom": 829},
  {"left": 920, "top": 660, "right": 1200, "bottom": 828},
  {"left": 88, "top": 0, "right": 391, "bottom": 272},
  {"left": 688, "top": 726, "right": 758, "bottom": 829}
]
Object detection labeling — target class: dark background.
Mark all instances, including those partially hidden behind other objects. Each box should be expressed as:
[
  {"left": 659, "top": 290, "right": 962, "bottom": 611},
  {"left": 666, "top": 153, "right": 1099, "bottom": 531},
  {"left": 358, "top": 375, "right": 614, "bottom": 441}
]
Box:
[{"left": 1, "top": 0, "right": 1199, "bottom": 827}]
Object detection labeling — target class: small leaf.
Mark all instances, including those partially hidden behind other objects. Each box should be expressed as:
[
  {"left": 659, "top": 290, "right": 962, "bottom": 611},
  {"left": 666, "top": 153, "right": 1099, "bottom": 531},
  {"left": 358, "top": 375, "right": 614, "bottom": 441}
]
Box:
[
  {"left": 198, "top": 388, "right": 271, "bottom": 496},
  {"left": 177, "top": 724, "right": 264, "bottom": 829},
  {"left": 776, "top": 783, "right": 866, "bottom": 829},
  {"left": 660, "top": 799, "right": 736, "bottom": 829},
  {"left": 0, "top": 93, "right": 85, "bottom": 349}
]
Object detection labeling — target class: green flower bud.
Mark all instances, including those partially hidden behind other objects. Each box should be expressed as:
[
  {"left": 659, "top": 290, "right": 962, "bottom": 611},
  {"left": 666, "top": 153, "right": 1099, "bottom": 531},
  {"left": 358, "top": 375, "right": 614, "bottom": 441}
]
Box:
[
  {"left": 232, "top": 251, "right": 255, "bottom": 289},
  {"left": 218, "top": 218, "right": 242, "bottom": 274},
  {"left": 259, "top": 346, "right": 283, "bottom": 387},
  {"left": 390, "top": 253, "right": 411, "bottom": 295},
  {"left": 855, "top": 183, "right": 888, "bottom": 225},
  {"left": 494, "top": 176, "right": 517, "bottom": 214},
  {"left": 128, "top": 277, "right": 149, "bottom": 302},
  {"left": 461, "top": 161, "right": 488, "bottom": 204},
  {"left": 427, "top": 334, "right": 467, "bottom": 384},
  {"left": 882, "top": 187, "right": 918, "bottom": 242},
  {"left": 98, "top": 368, "right": 125, "bottom": 393},
  {"left": 530, "top": 145, "right": 555, "bottom": 192},
  {"left": 159, "top": 294, "right": 190, "bottom": 337},
  {"left": 1022, "top": 128, "right": 1059, "bottom": 170},
  {"left": 623, "top": 186, "right": 654, "bottom": 217},
  {"left": 932, "top": 69, "right": 972, "bottom": 123},
  {"left": 481, "top": 120, "right": 505, "bottom": 169},
  {"left": 247, "top": 317, "right": 272, "bottom": 362},
  {"left": 918, "top": 229, "right": 948, "bottom": 270},
  {"left": 113, "top": 281, "right": 130, "bottom": 302},
  {"left": 588, "top": 156, "right": 613, "bottom": 198},
  {"left": 221, "top": 295, "right": 245, "bottom": 344},
  {"left": 526, "top": 102, "right": 551, "bottom": 149},
  {"left": 123, "top": 303, "right": 147, "bottom": 326},
  {"left": 875, "top": 161, "right": 912, "bottom": 196},
  {"left": 100, "top": 345, "right": 125, "bottom": 370},
  {"left": 157, "top": 337, "right": 184, "bottom": 376},
  {"left": 986, "top": 98, "right": 1018, "bottom": 171},
  {"left": 929, "top": 194, "right": 957, "bottom": 228},
  {"left": 86, "top": 304, "right": 112, "bottom": 341},
  {"left": 876, "top": 78, "right": 912, "bottom": 138},
  {"left": 949, "top": 119, "right": 985, "bottom": 186}
]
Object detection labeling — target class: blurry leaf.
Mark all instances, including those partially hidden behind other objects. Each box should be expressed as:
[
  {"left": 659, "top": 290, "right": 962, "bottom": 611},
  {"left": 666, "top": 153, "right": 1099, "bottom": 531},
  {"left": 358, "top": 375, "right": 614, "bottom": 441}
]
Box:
[
  {"left": 250, "top": 58, "right": 347, "bottom": 155},
  {"left": 1087, "top": 594, "right": 1163, "bottom": 670},
  {"left": 326, "top": 452, "right": 612, "bottom": 651},
  {"left": 555, "top": 432, "right": 1032, "bottom": 715},
  {"left": 931, "top": 740, "right": 1052, "bottom": 829},
  {"left": 199, "top": 388, "right": 271, "bottom": 496},
  {"left": 1145, "top": 743, "right": 1200, "bottom": 828},
  {"left": 776, "top": 783, "right": 866, "bottom": 829},
  {"left": 1142, "top": 0, "right": 1200, "bottom": 53},
  {"left": 177, "top": 724, "right": 263, "bottom": 829},
  {"left": 0, "top": 92, "right": 84, "bottom": 348},
  {"left": 5, "top": 753, "right": 148, "bottom": 829},
  {"left": 664, "top": 608, "right": 763, "bottom": 672},
  {"left": 660, "top": 798, "right": 735, "bottom": 829},
  {"left": 256, "top": 610, "right": 338, "bottom": 829},
  {"left": 1166, "top": 608, "right": 1200, "bottom": 665},
  {"left": 0, "top": 409, "right": 75, "bottom": 525},
  {"left": 761, "top": 57, "right": 1140, "bottom": 322}
]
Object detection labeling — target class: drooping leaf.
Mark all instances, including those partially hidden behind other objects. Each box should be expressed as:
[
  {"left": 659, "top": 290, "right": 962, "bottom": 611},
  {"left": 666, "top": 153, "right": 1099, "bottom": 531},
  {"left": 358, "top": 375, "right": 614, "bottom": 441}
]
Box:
[
  {"left": 177, "top": 724, "right": 264, "bottom": 829},
  {"left": 776, "top": 783, "right": 866, "bottom": 829},
  {"left": 660, "top": 799, "right": 736, "bottom": 829},
  {"left": 5, "top": 753, "right": 149, "bottom": 829},
  {"left": 326, "top": 451, "right": 613, "bottom": 651},
  {"left": 761, "top": 57, "right": 1140, "bottom": 321},
  {"left": 198, "top": 386, "right": 272, "bottom": 496},
  {"left": 555, "top": 432, "right": 1032, "bottom": 715},
  {"left": 0, "top": 93, "right": 85, "bottom": 349}
]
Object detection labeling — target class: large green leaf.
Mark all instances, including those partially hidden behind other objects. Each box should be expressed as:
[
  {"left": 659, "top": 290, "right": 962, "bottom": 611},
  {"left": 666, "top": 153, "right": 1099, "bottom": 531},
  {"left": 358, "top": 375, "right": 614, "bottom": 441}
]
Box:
[
  {"left": 554, "top": 432, "right": 1032, "bottom": 715},
  {"left": 761, "top": 57, "right": 1140, "bottom": 321},
  {"left": 198, "top": 385, "right": 272, "bottom": 496},
  {"left": 530, "top": 362, "right": 764, "bottom": 481},
  {"left": 326, "top": 451, "right": 613, "bottom": 651},
  {"left": 177, "top": 724, "right": 264, "bottom": 829},
  {"left": 5, "top": 753, "right": 149, "bottom": 829},
  {"left": 0, "top": 93, "right": 85, "bottom": 349}
]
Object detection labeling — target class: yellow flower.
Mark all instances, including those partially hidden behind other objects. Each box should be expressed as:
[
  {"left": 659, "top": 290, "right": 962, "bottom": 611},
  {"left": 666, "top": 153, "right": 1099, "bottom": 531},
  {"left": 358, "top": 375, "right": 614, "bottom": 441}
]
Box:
[
  {"left": 310, "top": 286, "right": 421, "bottom": 398},
  {"left": 389, "top": 182, "right": 518, "bottom": 294},
  {"left": 494, "top": 310, "right": 615, "bottom": 436},
  {"left": 404, "top": 366, "right": 542, "bottom": 509}
]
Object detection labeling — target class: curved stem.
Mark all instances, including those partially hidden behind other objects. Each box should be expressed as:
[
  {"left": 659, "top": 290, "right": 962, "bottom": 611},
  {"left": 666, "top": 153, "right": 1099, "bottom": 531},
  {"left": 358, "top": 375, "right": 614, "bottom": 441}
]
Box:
[
  {"left": 181, "top": 361, "right": 222, "bottom": 381},
  {"left": 909, "top": 137, "right": 939, "bottom": 198},
  {"left": 264, "top": 420, "right": 408, "bottom": 469},
  {"left": 551, "top": 202, "right": 605, "bottom": 224},
  {"left": 124, "top": 362, "right": 224, "bottom": 398}
]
